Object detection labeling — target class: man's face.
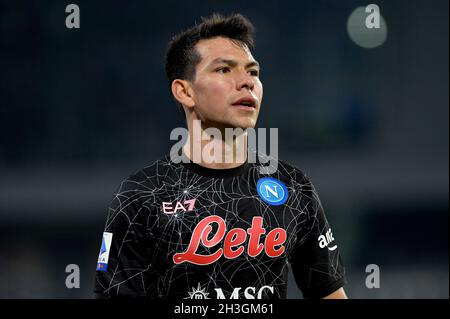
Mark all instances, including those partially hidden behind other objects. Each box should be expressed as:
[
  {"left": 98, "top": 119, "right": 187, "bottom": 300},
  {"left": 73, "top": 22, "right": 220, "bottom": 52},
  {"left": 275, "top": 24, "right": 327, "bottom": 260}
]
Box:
[{"left": 189, "top": 37, "right": 263, "bottom": 129}]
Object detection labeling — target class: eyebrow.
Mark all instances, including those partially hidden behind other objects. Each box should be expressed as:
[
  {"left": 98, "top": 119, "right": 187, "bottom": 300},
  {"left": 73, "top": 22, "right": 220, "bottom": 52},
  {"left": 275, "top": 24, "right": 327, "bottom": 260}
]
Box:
[{"left": 209, "top": 58, "right": 260, "bottom": 69}]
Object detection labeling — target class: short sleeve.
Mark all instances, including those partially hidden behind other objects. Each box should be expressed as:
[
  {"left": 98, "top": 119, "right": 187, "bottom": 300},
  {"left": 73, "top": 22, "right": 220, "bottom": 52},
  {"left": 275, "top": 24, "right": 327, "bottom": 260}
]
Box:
[
  {"left": 288, "top": 173, "right": 347, "bottom": 298},
  {"left": 94, "top": 174, "right": 153, "bottom": 298}
]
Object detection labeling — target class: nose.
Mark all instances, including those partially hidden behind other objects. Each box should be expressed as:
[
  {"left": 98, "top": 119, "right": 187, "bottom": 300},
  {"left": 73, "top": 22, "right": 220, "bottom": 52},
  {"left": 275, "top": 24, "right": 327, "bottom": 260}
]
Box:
[{"left": 236, "top": 70, "right": 254, "bottom": 91}]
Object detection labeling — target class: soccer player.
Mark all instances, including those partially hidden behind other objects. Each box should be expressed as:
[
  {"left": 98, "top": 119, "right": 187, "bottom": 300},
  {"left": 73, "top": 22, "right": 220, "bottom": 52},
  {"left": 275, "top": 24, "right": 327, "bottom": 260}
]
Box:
[{"left": 94, "top": 13, "right": 347, "bottom": 299}]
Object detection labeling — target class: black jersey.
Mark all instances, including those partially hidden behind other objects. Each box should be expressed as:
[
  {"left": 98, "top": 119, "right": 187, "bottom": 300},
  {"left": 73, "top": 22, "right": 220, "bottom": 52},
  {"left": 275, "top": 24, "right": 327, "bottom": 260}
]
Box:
[{"left": 94, "top": 154, "right": 346, "bottom": 299}]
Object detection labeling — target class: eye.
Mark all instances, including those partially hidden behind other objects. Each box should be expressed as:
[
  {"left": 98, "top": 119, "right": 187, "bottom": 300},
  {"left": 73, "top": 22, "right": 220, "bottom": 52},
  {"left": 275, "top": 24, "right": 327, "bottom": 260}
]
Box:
[
  {"left": 216, "top": 67, "right": 231, "bottom": 74},
  {"left": 249, "top": 69, "right": 259, "bottom": 76}
]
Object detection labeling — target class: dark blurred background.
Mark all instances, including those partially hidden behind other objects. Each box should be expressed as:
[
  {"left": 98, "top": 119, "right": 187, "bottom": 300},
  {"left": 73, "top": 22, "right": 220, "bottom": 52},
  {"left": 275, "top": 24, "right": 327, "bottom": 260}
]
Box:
[{"left": 0, "top": 0, "right": 448, "bottom": 298}]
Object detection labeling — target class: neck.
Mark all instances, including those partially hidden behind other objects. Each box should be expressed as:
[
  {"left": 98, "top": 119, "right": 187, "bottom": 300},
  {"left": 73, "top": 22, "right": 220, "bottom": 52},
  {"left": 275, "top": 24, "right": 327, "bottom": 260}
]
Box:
[{"left": 183, "top": 119, "right": 248, "bottom": 169}]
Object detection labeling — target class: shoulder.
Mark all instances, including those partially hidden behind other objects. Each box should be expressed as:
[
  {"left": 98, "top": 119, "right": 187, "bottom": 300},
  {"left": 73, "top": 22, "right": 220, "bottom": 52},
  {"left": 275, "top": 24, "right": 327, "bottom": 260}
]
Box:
[
  {"left": 277, "top": 159, "right": 308, "bottom": 181},
  {"left": 104, "top": 156, "right": 176, "bottom": 223},
  {"left": 276, "top": 159, "right": 319, "bottom": 198},
  {"left": 109, "top": 155, "right": 178, "bottom": 209}
]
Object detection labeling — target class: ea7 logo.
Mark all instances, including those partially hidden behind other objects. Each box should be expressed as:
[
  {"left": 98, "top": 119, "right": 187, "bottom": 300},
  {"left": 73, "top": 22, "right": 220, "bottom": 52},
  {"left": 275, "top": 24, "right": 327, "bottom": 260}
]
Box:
[
  {"left": 318, "top": 229, "right": 337, "bottom": 251},
  {"left": 162, "top": 199, "right": 196, "bottom": 214}
]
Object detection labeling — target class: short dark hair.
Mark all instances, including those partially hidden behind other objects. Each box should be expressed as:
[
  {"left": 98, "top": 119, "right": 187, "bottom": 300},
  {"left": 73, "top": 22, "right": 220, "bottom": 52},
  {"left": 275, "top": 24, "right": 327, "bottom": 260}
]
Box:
[{"left": 165, "top": 13, "right": 255, "bottom": 86}]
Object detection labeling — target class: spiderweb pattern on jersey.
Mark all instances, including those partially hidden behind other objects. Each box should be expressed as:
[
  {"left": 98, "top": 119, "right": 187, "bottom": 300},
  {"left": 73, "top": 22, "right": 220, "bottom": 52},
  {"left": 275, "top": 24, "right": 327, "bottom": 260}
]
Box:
[{"left": 96, "top": 152, "right": 343, "bottom": 298}]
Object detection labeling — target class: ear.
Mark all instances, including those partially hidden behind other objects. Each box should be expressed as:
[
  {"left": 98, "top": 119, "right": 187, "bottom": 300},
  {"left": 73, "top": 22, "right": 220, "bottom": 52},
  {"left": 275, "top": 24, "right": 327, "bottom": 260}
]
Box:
[{"left": 171, "top": 79, "right": 195, "bottom": 109}]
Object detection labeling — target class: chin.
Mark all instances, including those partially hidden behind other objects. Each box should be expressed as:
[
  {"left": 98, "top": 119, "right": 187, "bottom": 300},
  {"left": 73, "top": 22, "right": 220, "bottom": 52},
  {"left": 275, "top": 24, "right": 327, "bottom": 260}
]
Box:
[
  {"left": 240, "top": 118, "right": 257, "bottom": 129},
  {"left": 233, "top": 122, "right": 256, "bottom": 130},
  {"left": 213, "top": 117, "right": 257, "bottom": 130}
]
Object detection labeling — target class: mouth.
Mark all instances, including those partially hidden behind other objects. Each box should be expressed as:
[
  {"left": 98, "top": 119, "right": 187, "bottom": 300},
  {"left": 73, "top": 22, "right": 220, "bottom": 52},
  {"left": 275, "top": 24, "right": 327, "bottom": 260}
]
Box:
[{"left": 231, "top": 96, "right": 257, "bottom": 109}]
